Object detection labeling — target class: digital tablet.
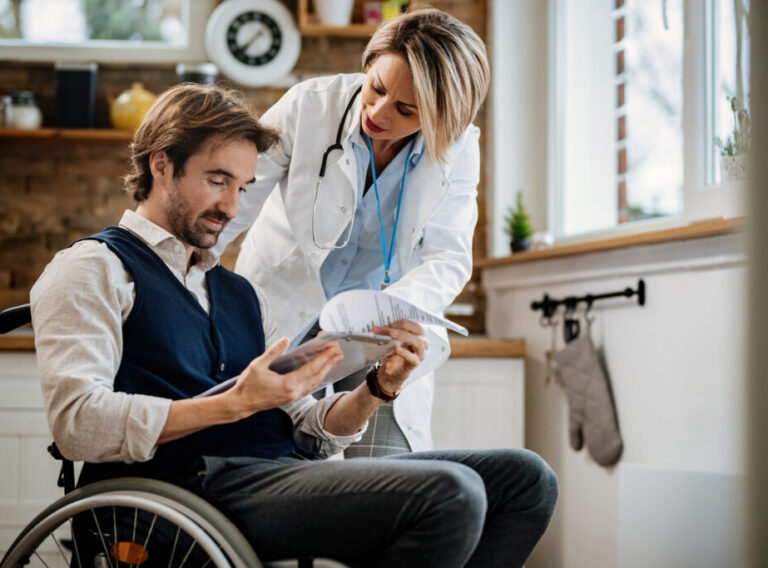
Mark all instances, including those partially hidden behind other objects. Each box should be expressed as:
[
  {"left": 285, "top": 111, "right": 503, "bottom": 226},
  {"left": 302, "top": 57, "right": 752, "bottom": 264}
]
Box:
[{"left": 197, "top": 333, "right": 398, "bottom": 398}]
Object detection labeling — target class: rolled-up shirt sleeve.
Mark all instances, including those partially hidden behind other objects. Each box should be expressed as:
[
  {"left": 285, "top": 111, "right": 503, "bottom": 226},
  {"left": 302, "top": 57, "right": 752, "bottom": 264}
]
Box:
[
  {"left": 30, "top": 242, "right": 170, "bottom": 463},
  {"left": 282, "top": 393, "right": 366, "bottom": 458}
]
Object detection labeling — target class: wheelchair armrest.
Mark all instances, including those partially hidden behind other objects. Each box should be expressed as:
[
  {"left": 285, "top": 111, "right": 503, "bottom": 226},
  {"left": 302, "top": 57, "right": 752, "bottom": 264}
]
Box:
[{"left": 0, "top": 303, "right": 31, "bottom": 334}]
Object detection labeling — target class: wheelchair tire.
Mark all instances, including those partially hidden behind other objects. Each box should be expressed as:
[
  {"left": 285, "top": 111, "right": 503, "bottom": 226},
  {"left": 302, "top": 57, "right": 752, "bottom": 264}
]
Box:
[{"left": 1, "top": 477, "right": 262, "bottom": 568}]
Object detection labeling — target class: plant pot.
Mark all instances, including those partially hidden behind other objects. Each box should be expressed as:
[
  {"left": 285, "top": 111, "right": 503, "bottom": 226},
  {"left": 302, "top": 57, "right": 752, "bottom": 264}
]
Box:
[
  {"left": 511, "top": 238, "right": 531, "bottom": 253},
  {"left": 720, "top": 154, "right": 749, "bottom": 181},
  {"left": 314, "top": 0, "right": 354, "bottom": 26}
]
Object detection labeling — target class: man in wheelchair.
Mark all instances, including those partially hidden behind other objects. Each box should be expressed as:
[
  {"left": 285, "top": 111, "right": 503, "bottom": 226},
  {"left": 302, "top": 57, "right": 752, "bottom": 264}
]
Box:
[{"left": 28, "top": 84, "right": 558, "bottom": 567}]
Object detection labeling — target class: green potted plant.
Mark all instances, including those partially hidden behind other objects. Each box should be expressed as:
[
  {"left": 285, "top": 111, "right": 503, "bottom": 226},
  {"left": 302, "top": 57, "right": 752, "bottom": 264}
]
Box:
[
  {"left": 715, "top": 96, "right": 751, "bottom": 181},
  {"left": 503, "top": 191, "right": 533, "bottom": 253}
]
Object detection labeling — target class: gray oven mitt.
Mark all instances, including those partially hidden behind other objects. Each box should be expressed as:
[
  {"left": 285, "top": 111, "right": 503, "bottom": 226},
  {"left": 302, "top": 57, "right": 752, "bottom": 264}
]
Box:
[{"left": 555, "top": 335, "right": 623, "bottom": 466}]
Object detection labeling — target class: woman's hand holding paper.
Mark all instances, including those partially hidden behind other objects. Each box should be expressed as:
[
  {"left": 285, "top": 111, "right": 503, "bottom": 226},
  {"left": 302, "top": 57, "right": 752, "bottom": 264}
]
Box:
[{"left": 371, "top": 320, "right": 428, "bottom": 393}]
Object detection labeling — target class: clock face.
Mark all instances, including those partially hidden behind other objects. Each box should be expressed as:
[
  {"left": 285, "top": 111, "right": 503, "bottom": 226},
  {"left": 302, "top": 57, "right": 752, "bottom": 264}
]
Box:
[
  {"left": 206, "top": 0, "right": 301, "bottom": 87},
  {"left": 226, "top": 11, "right": 283, "bottom": 67}
]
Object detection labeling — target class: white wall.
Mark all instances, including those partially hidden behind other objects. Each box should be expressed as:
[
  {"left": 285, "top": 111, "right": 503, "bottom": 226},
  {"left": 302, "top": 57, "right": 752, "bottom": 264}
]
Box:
[
  {"left": 489, "top": 0, "right": 549, "bottom": 256},
  {"left": 482, "top": 234, "right": 746, "bottom": 567}
]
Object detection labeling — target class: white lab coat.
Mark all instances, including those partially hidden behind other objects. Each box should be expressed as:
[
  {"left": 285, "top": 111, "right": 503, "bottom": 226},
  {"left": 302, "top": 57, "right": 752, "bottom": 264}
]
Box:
[{"left": 217, "top": 73, "right": 480, "bottom": 451}]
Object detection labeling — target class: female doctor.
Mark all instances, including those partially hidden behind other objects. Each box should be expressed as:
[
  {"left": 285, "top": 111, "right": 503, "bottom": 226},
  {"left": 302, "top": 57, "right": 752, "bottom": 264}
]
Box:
[{"left": 216, "top": 8, "right": 490, "bottom": 457}]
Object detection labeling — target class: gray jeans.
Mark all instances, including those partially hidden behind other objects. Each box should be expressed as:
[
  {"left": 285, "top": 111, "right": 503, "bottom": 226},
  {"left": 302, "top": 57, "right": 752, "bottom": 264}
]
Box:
[{"left": 184, "top": 448, "right": 558, "bottom": 568}]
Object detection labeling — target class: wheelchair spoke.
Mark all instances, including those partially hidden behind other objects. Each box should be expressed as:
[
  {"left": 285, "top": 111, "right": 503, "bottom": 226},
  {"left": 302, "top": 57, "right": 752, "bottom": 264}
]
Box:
[
  {"left": 51, "top": 532, "right": 69, "bottom": 564},
  {"left": 140, "top": 513, "right": 158, "bottom": 556},
  {"left": 200, "top": 559, "right": 212, "bottom": 568},
  {"left": 32, "top": 550, "right": 52, "bottom": 568},
  {"left": 91, "top": 509, "right": 115, "bottom": 568},
  {"left": 131, "top": 507, "right": 138, "bottom": 568},
  {"left": 176, "top": 540, "right": 196, "bottom": 568},
  {"left": 69, "top": 517, "right": 83, "bottom": 568},
  {"left": 167, "top": 525, "right": 181, "bottom": 568}
]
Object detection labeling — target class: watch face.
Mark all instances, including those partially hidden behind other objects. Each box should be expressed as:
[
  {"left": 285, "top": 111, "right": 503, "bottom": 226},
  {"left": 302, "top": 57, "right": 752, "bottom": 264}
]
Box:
[{"left": 226, "top": 11, "right": 283, "bottom": 66}]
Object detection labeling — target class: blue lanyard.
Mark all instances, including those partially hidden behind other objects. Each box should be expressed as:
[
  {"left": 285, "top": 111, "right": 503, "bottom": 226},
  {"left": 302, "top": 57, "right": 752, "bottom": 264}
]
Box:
[{"left": 365, "top": 134, "right": 417, "bottom": 288}]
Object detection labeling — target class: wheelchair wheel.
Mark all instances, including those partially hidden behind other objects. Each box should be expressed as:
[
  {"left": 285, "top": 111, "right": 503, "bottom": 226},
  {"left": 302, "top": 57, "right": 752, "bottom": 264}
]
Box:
[{"left": 1, "top": 477, "right": 262, "bottom": 568}]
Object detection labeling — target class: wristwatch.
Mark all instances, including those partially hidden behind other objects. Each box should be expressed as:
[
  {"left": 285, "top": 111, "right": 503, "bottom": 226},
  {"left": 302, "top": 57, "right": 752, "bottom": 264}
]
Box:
[{"left": 365, "top": 364, "right": 401, "bottom": 402}]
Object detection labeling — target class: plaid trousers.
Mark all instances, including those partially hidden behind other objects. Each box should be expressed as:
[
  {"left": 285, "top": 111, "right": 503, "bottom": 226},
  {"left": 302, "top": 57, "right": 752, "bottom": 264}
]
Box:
[{"left": 334, "top": 369, "right": 411, "bottom": 458}]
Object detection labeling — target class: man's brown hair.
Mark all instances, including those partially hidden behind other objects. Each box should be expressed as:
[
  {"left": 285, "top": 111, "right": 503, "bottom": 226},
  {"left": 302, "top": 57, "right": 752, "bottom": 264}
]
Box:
[{"left": 124, "top": 84, "right": 280, "bottom": 202}]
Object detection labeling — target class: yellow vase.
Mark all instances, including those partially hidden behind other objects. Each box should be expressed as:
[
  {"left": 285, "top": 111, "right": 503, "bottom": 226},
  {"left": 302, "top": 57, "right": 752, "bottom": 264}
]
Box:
[{"left": 109, "top": 83, "right": 157, "bottom": 132}]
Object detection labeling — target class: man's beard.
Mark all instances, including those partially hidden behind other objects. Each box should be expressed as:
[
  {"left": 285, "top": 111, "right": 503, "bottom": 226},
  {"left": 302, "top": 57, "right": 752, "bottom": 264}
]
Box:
[{"left": 166, "top": 182, "right": 230, "bottom": 250}]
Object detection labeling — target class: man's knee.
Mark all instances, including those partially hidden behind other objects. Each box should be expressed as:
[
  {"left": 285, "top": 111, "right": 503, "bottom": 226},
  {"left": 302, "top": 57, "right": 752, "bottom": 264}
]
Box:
[
  {"left": 426, "top": 462, "right": 488, "bottom": 529},
  {"left": 516, "top": 449, "right": 559, "bottom": 519}
]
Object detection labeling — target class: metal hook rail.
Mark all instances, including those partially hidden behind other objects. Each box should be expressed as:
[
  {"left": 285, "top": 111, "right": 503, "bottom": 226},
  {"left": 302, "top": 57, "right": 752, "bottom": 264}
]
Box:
[{"left": 530, "top": 279, "right": 646, "bottom": 319}]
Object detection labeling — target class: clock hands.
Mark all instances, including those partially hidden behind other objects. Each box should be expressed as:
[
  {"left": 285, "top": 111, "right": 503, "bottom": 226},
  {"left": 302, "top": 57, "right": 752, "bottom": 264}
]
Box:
[{"left": 241, "top": 26, "right": 268, "bottom": 52}]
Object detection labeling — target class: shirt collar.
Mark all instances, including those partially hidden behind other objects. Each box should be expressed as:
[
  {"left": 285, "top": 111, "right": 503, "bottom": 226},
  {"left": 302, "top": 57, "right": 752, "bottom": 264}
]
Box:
[
  {"left": 118, "top": 210, "right": 220, "bottom": 274},
  {"left": 350, "top": 126, "right": 425, "bottom": 166}
]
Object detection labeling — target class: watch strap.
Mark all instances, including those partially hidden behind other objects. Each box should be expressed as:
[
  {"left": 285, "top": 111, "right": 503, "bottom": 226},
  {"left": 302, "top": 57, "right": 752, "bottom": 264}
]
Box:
[{"left": 365, "top": 365, "right": 400, "bottom": 402}]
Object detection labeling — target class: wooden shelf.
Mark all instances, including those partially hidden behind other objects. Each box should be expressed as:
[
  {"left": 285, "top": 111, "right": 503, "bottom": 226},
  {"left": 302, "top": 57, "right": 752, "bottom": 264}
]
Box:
[
  {"left": 0, "top": 128, "right": 132, "bottom": 141},
  {"left": 0, "top": 334, "right": 526, "bottom": 356},
  {"left": 449, "top": 338, "right": 526, "bottom": 358},
  {"left": 476, "top": 217, "right": 744, "bottom": 269},
  {"left": 298, "top": 0, "right": 381, "bottom": 38},
  {"left": 0, "top": 335, "right": 34, "bottom": 351}
]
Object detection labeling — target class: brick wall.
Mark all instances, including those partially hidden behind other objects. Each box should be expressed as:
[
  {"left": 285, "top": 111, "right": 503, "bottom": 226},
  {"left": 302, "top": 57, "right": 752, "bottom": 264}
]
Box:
[{"left": 0, "top": 0, "right": 488, "bottom": 333}]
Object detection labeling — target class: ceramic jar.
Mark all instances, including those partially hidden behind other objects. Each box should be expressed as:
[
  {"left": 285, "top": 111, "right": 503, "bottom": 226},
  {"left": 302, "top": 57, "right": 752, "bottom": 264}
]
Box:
[
  {"left": 109, "top": 83, "right": 157, "bottom": 132},
  {"left": 8, "top": 91, "right": 42, "bottom": 129}
]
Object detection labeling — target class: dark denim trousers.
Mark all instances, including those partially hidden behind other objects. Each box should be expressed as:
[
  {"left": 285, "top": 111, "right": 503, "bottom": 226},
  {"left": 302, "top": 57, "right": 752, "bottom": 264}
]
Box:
[{"left": 184, "top": 448, "right": 558, "bottom": 567}]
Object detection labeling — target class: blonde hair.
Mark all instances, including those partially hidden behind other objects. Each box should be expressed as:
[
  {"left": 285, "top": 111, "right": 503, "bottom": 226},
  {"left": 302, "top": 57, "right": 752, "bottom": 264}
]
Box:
[
  {"left": 125, "top": 84, "right": 280, "bottom": 202},
  {"left": 362, "top": 8, "right": 490, "bottom": 162}
]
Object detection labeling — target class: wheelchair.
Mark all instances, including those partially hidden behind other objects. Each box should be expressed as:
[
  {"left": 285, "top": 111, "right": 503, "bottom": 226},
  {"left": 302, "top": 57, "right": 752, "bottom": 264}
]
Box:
[{"left": 0, "top": 304, "right": 347, "bottom": 568}]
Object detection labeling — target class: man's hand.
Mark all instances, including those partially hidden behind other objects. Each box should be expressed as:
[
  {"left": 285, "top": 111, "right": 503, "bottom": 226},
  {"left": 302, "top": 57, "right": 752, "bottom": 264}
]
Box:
[
  {"left": 158, "top": 339, "right": 343, "bottom": 445},
  {"left": 228, "top": 338, "right": 344, "bottom": 418},
  {"left": 371, "top": 320, "right": 428, "bottom": 395}
]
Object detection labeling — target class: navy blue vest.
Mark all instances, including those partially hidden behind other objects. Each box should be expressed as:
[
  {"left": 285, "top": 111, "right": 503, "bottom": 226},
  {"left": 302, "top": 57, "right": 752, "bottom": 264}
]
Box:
[{"left": 80, "top": 227, "right": 313, "bottom": 476}]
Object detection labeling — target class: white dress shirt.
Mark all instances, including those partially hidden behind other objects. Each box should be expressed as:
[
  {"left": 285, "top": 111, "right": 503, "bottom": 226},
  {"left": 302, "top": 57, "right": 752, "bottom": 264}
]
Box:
[{"left": 30, "top": 210, "right": 363, "bottom": 464}]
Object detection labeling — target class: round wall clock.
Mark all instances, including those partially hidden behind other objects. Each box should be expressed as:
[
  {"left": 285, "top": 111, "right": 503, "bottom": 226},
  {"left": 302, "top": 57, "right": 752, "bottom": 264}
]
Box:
[{"left": 206, "top": 0, "right": 301, "bottom": 87}]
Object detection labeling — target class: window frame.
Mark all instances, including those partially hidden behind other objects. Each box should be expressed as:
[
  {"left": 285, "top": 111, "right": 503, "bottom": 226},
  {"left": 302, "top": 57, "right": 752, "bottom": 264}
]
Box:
[
  {"left": 0, "top": 0, "right": 215, "bottom": 63},
  {"left": 530, "top": 0, "right": 741, "bottom": 247}
]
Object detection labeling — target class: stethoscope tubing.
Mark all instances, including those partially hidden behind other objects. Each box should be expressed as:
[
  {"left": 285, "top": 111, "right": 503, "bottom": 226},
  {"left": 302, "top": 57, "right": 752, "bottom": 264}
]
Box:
[
  {"left": 312, "top": 85, "right": 363, "bottom": 250},
  {"left": 318, "top": 85, "right": 363, "bottom": 178}
]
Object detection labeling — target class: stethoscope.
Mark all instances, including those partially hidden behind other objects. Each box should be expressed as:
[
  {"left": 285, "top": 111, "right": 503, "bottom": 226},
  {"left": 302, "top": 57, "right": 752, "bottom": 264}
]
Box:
[
  {"left": 311, "top": 84, "right": 417, "bottom": 288},
  {"left": 312, "top": 85, "right": 416, "bottom": 289},
  {"left": 311, "top": 85, "right": 363, "bottom": 251}
]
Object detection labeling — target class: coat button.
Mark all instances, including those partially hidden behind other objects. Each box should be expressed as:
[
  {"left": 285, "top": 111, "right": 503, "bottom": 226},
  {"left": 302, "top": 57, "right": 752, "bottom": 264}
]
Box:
[
  {"left": 341, "top": 206, "right": 347, "bottom": 213},
  {"left": 219, "top": 362, "right": 225, "bottom": 371},
  {"left": 299, "top": 311, "right": 306, "bottom": 318}
]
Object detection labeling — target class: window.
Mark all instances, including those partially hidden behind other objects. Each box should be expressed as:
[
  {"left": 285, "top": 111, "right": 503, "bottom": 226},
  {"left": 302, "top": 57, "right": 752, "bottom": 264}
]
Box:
[
  {"left": 707, "top": 0, "right": 751, "bottom": 185},
  {"left": 548, "top": 0, "right": 751, "bottom": 240},
  {"left": 0, "top": 0, "right": 214, "bottom": 63},
  {"left": 0, "top": 0, "right": 184, "bottom": 44}
]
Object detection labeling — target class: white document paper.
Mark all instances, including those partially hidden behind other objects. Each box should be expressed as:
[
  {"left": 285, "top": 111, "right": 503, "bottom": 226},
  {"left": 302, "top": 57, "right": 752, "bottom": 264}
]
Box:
[{"left": 319, "top": 289, "right": 468, "bottom": 336}]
